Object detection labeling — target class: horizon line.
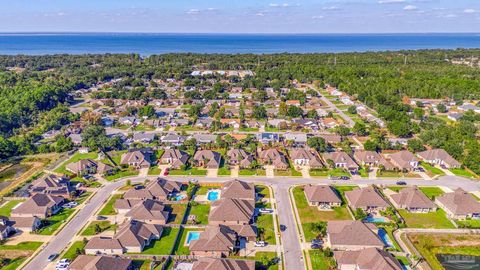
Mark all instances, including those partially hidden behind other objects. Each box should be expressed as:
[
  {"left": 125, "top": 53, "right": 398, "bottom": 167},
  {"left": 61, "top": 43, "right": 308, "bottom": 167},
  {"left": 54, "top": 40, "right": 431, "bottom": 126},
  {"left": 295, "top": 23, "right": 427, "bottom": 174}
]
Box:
[{"left": 1, "top": 31, "right": 480, "bottom": 35}]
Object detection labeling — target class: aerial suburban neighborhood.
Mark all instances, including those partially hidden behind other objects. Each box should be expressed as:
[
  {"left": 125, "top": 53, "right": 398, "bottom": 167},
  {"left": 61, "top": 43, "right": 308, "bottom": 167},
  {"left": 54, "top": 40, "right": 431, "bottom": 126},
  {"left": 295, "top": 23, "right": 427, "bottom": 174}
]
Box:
[{"left": 1, "top": 49, "right": 480, "bottom": 270}]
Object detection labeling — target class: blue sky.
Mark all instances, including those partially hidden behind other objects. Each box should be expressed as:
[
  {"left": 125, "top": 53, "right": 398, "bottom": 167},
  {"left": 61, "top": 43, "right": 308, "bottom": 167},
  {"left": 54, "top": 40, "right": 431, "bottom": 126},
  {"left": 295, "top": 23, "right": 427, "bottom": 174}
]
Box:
[{"left": 0, "top": 0, "right": 479, "bottom": 33}]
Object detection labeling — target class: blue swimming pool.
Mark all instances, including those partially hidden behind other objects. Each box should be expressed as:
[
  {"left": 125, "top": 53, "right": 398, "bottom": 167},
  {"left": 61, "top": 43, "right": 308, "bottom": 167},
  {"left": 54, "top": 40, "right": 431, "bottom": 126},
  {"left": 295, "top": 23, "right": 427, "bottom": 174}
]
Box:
[
  {"left": 172, "top": 194, "right": 186, "bottom": 201},
  {"left": 364, "top": 216, "right": 386, "bottom": 223},
  {"left": 207, "top": 190, "right": 220, "bottom": 201},
  {"left": 378, "top": 228, "right": 394, "bottom": 247},
  {"left": 186, "top": 231, "right": 201, "bottom": 245}
]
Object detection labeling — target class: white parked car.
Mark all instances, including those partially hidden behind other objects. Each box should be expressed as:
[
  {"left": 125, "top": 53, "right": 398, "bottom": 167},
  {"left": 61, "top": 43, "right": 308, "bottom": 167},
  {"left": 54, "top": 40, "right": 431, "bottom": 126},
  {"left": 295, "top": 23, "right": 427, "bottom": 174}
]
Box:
[
  {"left": 254, "top": 241, "right": 267, "bottom": 247},
  {"left": 259, "top": 208, "right": 274, "bottom": 214}
]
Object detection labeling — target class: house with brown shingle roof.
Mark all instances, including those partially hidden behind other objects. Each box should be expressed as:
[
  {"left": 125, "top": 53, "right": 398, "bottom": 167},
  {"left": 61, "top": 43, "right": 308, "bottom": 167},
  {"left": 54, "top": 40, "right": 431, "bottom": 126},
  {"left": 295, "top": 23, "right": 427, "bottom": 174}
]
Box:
[
  {"left": 123, "top": 178, "right": 183, "bottom": 201},
  {"left": 388, "top": 186, "right": 437, "bottom": 213},
  {"left": 29, "top": 174, "right": 74, "bottom": 199},
  {"left": 8, "top": 216, "right": 41, "bottom": 232},
  {"left": 258, "top": 148, "right": 289, "bottom": 170},
  {"left": 120, "top": 150, "right": 151, "bottom": 168},
  {"left": 334, "top": 247, "right": 403, "bottom": 270},
  {"left": 387, "top": 150, "right": 419, "bottom": 171},
  {"left": 189, "top": 225, "right": 238, "bottom": 258},
  {"left": 70, "top": 255, "right": 132, "bottom": 270},
  {"left": 304, "top": 185, "right": 342, "bottom": 210},
  {"left": 84, "top": 237, "right": 124, "bottom": 255},
  {"left": 159, "top": 149, "right": 189, "bottom": 169},
  {"left": 124, "top": 199, "right": 169, "bottom": 225},
  {"left": 322, "top": 152, "right": 359, "bottom": 171},
  {"left": 290, "top": 149, "right": 324, "bottom": 168},
  {"left": 192, "top": 258, "right": 255, "bottom": 270},
  {"left": 209, "top": 198, "right": 255, "bottom": 226},
  {"left": 11, "top": 194, "right": 64, "bottom": 219},
  {"left": 345, "top": 186, "right": 389, "bottom": 212},
  {"left": 66, "top": 159, "right": 98, "bottom": 175},
  {"left": 193, "top": 150, "right": 221, "bottom": 169},
  {"left": 326, "top": 220, "right": 384, "bottom": 251},
  {"left": 417, "top": 149, "right": 461, "bottom": 168},
  {"left": 435, "top": 188, "right": 480, "bottom": 220},
  {"left": 226, "top": 149, "right": 254, "bottom": 169},
  {"left": 353, "top": 151, "right": 395, "bottom": 170},
  {"left": 221, "top": 179, "right": 256, "bottom": 201}
]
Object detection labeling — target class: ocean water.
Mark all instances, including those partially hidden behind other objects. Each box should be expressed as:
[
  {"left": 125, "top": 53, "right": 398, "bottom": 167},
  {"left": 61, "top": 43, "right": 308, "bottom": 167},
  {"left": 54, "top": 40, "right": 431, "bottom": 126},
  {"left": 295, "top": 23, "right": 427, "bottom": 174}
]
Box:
[{"left": 0, "top": 33, "right": 479, "bottom": 55}]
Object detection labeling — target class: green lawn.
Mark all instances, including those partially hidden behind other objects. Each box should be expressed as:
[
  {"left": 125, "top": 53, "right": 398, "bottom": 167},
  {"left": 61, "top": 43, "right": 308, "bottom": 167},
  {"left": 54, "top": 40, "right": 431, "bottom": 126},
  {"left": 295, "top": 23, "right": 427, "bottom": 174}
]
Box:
[
  {"left": 218, "top": 166, "right": 231, "bottom": 176},
  {"left": 450, "top": 168, "right": 477, "bottom": 179},
  {"left": 0, "top": 242, "right": 43, "bottom": 250},
  {"left": 37, "top": 208, "right": 75, "bottom": 235},
  {"left": 148, "top": 166, "right": 162, "bottom": 175},
  {"left": 81, "top": 221, "right": 116, "bottom": 236},
  {"left": 239, "top": 169, "right": 266, "bottom": 176},
  {"left": 172, "top": 228, "right": 204, "bottom": 255},
  {"left": 0, "top": 200, "right": 24, "bottom": 217},
  {"left": 54, "top": 152, "right": 99, "bottom": 175},
  {"left": 457, "top": 219, "right": 480, "bottom": 229},
  {"left": 169, "top": 168, "right": 207, "bottom": 176},
  {"left": 106, "top": 150, "right": 127, "bottom": 166},
  {"left": 256, "top": 212, "right": 276, "bottom": 244},
  {"left": 165, "top": 204, "right": 188, "bottom": 224},
  {"left": 309, "top": 250, "right": 335, "bottom": 270},
  {"left": 328, "top": 168, "right": 351, "bottom": 177},
  {"left": 98, "top": 194, "right": 123, "bottom": 215},
  {"left": 376, "top": 170, "right": 403, "bottom": 177},
  {"left": 309, "top": 169, "right": 329, "bottom": 177},
  {"left": 398, "top": 209, "right": 455, "bottom": 229},
  {"left": 186, "top": 203, "right": 210, "bottom": 225},
  {"left": 2, "top": 257, "right": 27, "bottom": 270},
  {"left": 421, "top": 162, "right": 445, "bottom": 176},
  {"left": 358, "top": 167, "right": 369, "bottom": 178},
  {"left": 231, "top": 252, "right": 279, "bottom": 270},
  {"left": 104, "top": 168, "right": 138, "bottom": 181},
  {"left": 292, "top": 186, "right": 352, "bottom": 241},
  {"left": 141, "top": 227, "right": 180, "bottom": 255},
  {"left": 62, "top": 241, "right": 86, "bottom": 260},
  {"left": 195, "top": 185, "right": 220, "bottom": 195},
  {"left": 75, "top": 191, "right": 92, "bottom": 204},
  {"left": 419, "top": 187, "right": 444, "bottom": 200},
  {"left": 256, "top": 185, "right": 271, "bottom": 199}
]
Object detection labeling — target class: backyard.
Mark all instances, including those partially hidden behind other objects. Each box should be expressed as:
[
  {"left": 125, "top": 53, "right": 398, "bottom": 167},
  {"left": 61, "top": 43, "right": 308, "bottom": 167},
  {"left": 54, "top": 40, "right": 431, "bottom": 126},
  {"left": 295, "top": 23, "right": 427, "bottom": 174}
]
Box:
[
  {"left": 81, "top": 220, "right": 116, "bottom": 236},
  {"left": 398, "top": 209, "right": 455, "bottom": 229},
  {"left": 98, "top": 194, "right": 123, "bottom": 215},
  {"left": 186, "top": 203, "right": 210, "bottom": 225},
  {"left": 54, "top": 152, "right": 99, "bottom": 175},
  {"left": 309, "top": 250, "right": 336, "bottom": 270},
  {"left": 36, "top": 208, "right": 75, "bottom": 235},
  {"left": 141, "top": 227, "right": 180, "bottom": 255},
  {"left": 0, "top": 200, "right": 24, "bottom": 217}
]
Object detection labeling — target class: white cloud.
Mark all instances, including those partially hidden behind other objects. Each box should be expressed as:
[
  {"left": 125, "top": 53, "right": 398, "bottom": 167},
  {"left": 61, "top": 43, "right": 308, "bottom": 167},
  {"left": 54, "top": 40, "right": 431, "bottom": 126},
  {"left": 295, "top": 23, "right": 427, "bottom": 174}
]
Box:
[
  {"left": 403, "top": 5, "right": 417, "bottom": 11},
  {"left": 312, "top": 15, "right": 324, "bottom": 19},
  {"left": 186, "top": 9, "right": 200, "bottom": 14},
  {"left": 464, "top": 9, "right": 476, "bottom": 14},
  {"left": 256, "top": 12, "right": 265, "bottom": 16},
  {"left": 378, "top": 0, "right": 405, "bottom": 4},
  {"left": 322, "top": 6, "right": 339, "bottom": 10},
  {"left": 269, "top": 3, "right": 300, "bottom": 8}
]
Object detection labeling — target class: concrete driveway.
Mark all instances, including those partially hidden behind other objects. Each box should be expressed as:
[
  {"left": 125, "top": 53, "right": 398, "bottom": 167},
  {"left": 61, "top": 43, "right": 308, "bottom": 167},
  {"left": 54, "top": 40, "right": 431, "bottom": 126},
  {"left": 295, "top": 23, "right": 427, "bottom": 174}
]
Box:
[{"left": 265, "top": 165, "right": 275, "bottom": 178}]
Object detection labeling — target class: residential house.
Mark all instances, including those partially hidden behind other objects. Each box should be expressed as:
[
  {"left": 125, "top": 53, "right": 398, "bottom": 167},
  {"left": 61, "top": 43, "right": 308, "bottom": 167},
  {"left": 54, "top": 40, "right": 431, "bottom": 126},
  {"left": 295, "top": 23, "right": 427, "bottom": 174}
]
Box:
[
  {"left": 345, "top": 186, "right": 390, "bottom": 212},
  {"left": 9, "top": 216, "right": 42, "bottom": 232},
  {"left": 326, "top": 220, "right": 384, "bottom": 251},
  {"left": 189, "top": 225, "right": 238, "bottom": 258},
  {"left": 196, "top": 118, "right": 214, "bottom": 129},
  {"left": 193, "top": 134, "right": 218, "bottom": 144},
  {"left": 258, "top": 149, "right": 289, "bottom": 170},
  {"left": 122, "top": 178, "right": 183, "bottom": 201},
  {"left": 226, "top": 149, "right": 254, "bottom": 169},
  {"left": 193, "top": 150, "right": 221, "bottom": 169},
  {"left": 317, "top": 133, "right": 342, "bottom": 144},
  {"left": 161, "top": 133, "right": 187, "bottom": 145},
  {"left": 192, "top": 258, "right": 255, "bottom": 270},
  {"left": 334, "top": 248, "right": 403, "bottom": 270},
  {"left": 221, "top": 179, "right": 256, "bottom": 201},
  {"left": 118, "top": 117, "right": 138, "bottom": 126},
  {"left": 435, "top": 188, "right": 480, "bottom": 220},
  {"left": 284, "top": 133, "right": 308, "bottom": 146},
  {"left": 458, "top": 103, "right": 480, "bottom": 113},
  {"left": 447, "top": 113, "right": 463, "bottom": 122},
  {"left": 70, "top": 255, "right": 133, "bottom": 270},
  {"left": 159, "top": 149, "right": 189, "bottom": 169},
  {"left": 0, "top": 216, "right": 15, "bottom": 240},
  {"left": 289, "top": 149, "right": 324, "bottom": 168},
  {"left": 220, "top": 119, "right": 241, "bottom": 129},
  {"left": 84, "top": 237, "right": 124, "bottom": 255},
  {"left": 11, "top": 194, "right": 64, "bottom": 219},
  {"left": 417, "top": 149, "right": 461, "bottom": 168},
  {"left": 388, "top": 186, "right": 437, "bottom": 213},
  {"left": 388, "top": 151, "right": 419, "bottom": 171},
  {"left": 209, "top": 198, "right": 255, "bottom": 226},
  {"left": 120, "top": 150, "right": 151, "bottom": 168},
  {"left": 257, "top": 133, "right": 280, "bottom": 144},
  {"left": 304, "top": 185, "right": 342, "bottom": 210},
  {"left": 29, "top": 174, "right": 74, "bottom": 198},
  {"left": 132, "top": 132, "right": 155, "bottom": 143},
  {"left": 353, "top": 151, "right": 395, "bottom": 170},
  {"left": 68, "top": 134, "right": 83, "bottom": 145},
  {"left": 66, "top": 159, "right": 98, "bottom": 175},
  {"left": 124, "top": 199, "right": 170, "bottom": 225},
  {"left": 323, "top": 152, "right": 359, "bottom": 172}
]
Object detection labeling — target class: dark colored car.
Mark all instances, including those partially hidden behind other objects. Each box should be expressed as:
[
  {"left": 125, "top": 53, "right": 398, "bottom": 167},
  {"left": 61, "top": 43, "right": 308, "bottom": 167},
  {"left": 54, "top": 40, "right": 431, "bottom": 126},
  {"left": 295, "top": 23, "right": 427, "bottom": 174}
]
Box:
[
  {"left": 396, "top": 181, "right": 407, "bottom": 185},
  {"left": 47, "top": 253, "right": 59, "bottom": 262},
  {"left": 280, "top": 225, "right": 287, "bottom": 231}
]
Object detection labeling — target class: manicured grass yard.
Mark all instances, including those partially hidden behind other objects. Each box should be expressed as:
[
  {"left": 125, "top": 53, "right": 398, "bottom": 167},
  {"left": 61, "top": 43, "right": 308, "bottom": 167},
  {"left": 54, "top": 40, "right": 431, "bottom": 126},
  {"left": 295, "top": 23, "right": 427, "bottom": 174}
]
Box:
[
  {"left": 450, "top": 168, "right": 477, "bottom": 179},
  {"left": 195, "top": 185, "right": 220, "bottom": 195},
  {"left": 328, "top": 168, "right": 351, "bottom": 177},
  {"left": 292, "top": 186, "right": 353, "bottom": 240},
  {"left": 239, "top": 169, "right": 266, "bottom": 176},
  {"left": 256, "top": 212, "right": 276, "bottom": 244},
  {"left": 54, "top": 152, "right": 99, "bottom": 175},
  {"left": 358, "top": 167, "right": 369, "bottom": 177},
  {"left": 141, "top": 227, "right": 180, "bottom": 255},
  {"left": 148, "top": 166, "right": 162, "bottom": 175},
  {"left": 172, "top": 228, "right": 204, "bottom": 255},
  {"left": 217, "top": 166, "right": 231, "bottom": 176},
  {"left": 37, "top": 208, "right": 75, "bottom": 235},
  {"left": 81, "top": 221, "right": 116, "bottom": 236},
  {"left": 186, "top": 203, "right": 210, "bottom": 225},
  {"left": 2, "top": 257, "right": 27, "bottom": 270},
  {"left": 421, "top": 162, "right": 445, "bottom": 176},
  {"left": 169, "top": 168, "right": 207, "bottom": 176},
  {"left": 309, "top": 250, "right": 335, "bottom": 270},
  {"left": 62, "top": 241, "right": 86, "bottom": 260},
  {"left": 0, "top": 242, "right": 43, "bottom": 251},
  {"left": 98, "top": 194, "right": 123, "bottom": 215},
  {"left": 256, "top": 185, "right": 271, "bottom": 199},
  {"left": 309, "top": 169, "right": 329, "bottom": 177},
  {"left": 104, "top": 168, "right": 138, "bottom": 181},
  {"left": 231, "top": 252, "right": 279, "bottom": 270},
  {"left": 398, "top": 209, "right": 455, "bottom": 229},
  {"left": 132, "top": 260, "right": 151, "bottom": 270},
  {"left": 419, "top": 187, "right": 444, "bottom": 200},
  {"left": 165, "top": 204, "right": 188, "bottom": 224},
  {"left": 376, "top": 170, "right": 403, "bottom": 177},
  {"left": 0, "top": 200, "right": 24, "bottom": 217},
  {"left": 457, "top": 219, "right": 480, "bottom": 229}
]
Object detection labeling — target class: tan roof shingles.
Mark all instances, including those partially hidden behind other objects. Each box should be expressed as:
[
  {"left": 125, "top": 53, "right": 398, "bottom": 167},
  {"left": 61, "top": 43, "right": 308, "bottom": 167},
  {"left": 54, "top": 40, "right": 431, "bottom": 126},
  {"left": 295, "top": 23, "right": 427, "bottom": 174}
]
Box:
[
  {"left": 389, "top": 186, "right": 436, "bottom": 209},
  {"left": 436, "top": 188, "right": 480, "bottom": 216},
  {"left": 209, "top": 198, "right": 255, "bottom": 224},
  {"left": 327, "top": 220, "right": 384, "bottom": 248},
  {"left": 192, "top": 257, "right": 255, "bottom": 270},
  {"left": 190, "top": 225, "right": 237, "bottom": 252},
  {"left": 221, "top": 179, "right": 255, "bottom": 201},
  {"left": 304, "top": 184, "right": 342, "bottom": 204},
  {"left": 345, "top": 186, "right": 389, "bottom": 209},
  {"left": 334, "top": 248, "right": 402, "bottom": 270},
  {"left": 70, "top": 255, "right": 132, "bottom": 270}
]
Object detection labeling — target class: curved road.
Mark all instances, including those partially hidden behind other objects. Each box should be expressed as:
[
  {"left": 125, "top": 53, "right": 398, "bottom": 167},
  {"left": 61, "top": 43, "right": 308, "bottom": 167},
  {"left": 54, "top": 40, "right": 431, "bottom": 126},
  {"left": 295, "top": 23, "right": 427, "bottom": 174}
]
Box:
[{"left": 23, "top": 174, "right": 479, "bottom": 270}]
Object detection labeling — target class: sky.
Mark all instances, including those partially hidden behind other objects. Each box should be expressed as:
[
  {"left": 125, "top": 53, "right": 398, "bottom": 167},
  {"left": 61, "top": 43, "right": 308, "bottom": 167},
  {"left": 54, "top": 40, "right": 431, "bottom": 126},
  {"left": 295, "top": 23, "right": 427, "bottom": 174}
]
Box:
[{"left": 0, "top": 0, "right": 479, "bottom": 33}]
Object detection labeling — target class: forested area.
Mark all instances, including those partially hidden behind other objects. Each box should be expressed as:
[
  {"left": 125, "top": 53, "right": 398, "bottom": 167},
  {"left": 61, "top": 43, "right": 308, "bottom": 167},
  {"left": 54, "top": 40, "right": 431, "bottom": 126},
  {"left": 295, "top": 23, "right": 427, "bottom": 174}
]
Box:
[{"left": 0, "top": 49, "right": 480, "bottom": 168}]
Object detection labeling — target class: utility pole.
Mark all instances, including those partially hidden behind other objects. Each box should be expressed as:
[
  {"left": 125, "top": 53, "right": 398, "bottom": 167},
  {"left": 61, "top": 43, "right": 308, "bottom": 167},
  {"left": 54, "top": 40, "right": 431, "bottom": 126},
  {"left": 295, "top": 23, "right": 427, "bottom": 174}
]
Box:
[{"left": 404, "top": 55, "right": 407, "bottom": 65}]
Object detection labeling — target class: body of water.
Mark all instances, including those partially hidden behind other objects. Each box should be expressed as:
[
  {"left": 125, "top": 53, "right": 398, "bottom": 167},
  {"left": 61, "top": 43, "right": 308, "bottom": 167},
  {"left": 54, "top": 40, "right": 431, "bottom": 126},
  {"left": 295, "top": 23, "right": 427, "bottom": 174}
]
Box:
[{"left": 0, "top": 33, "right": 479, "bottom": 55}]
